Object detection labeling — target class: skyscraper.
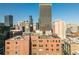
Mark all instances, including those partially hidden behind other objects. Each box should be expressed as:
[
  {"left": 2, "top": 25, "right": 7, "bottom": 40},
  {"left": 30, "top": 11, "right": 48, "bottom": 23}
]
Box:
[
  {"left": 29, "top": 15, "right": 33, "bottom": 32},
  {"left": 39, "top": 3, "right": 52, "bottom": 32},
  {"left": 5, "top": 15, "right": 13, "bottom": 27}
]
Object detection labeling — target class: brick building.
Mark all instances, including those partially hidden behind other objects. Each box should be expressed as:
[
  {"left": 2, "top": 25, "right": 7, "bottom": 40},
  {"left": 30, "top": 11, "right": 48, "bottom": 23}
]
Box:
[
  {"left": 5, "top": 35, "right": 29, "bottom": 55},
  {"left": 31, "top": 34, "right": 63, "bottom": 55}
]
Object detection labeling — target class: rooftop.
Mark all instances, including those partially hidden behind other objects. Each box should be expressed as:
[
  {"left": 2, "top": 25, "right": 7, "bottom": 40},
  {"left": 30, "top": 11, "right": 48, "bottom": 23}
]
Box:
[
  {"left": 6, "top": 35, "right": 29, "bottom": 40},
  {"left": 23, "top": 32, "right": 60, "bottom": 39},
  {"left": 65, "top": 37, "right": 79, "bottom": 44}
]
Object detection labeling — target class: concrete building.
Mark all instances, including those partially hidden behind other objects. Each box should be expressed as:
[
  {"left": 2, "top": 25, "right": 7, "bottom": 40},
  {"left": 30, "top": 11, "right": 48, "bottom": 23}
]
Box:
[
  {"left": 18, "top": 21, "right": 29, "bottom": 32},
  {"left": 31, "top": 34, "right": 63, "bottom": 55},
  {"left": 5, "top": 35, "right": 29, "bottom": 55},
  {"left": 39, "top": 3, "right": 52, "bottom": 31},
  {"left": 4, "top": 15, "right": 13, "bottom": 27},
  {"left": 53, "top": 19, "right": 66, "bottom": 39},
  {"left": 64, "top": 37, "right": 79, "bottom": 55}
]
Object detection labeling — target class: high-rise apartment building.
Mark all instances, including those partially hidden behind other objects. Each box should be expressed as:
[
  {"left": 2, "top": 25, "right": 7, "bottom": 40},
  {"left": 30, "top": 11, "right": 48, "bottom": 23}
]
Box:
[
  {"left": 39, "top": 3, "right": 52, "bottom": 31},
  {"left": 5, "top": 15, "right": 13, "bottom": 27},
  {"left": 53, "top": 19, "right": 66, "bottom": 39}
]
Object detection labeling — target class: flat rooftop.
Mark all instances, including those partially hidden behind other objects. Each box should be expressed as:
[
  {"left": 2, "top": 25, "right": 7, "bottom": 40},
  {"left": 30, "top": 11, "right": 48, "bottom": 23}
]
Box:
[{"left": 65, "top": 37, "right": 79, "bottom": 44}]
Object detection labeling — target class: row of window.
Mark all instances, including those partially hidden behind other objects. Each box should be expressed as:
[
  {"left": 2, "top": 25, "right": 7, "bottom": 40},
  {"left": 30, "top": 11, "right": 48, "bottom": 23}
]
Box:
[
  {"left": 33, "top": 40, "right": 61, "bottom": 43},
  {"left": 6, "top": 46, "right": 18, "bottom": 49},
  {"left": 6, "top": 40, "right": 61, "bottom": 44},
  {"left": 32, "top": 49, "right": 60, "bottom": 55},
  {"left": 6, "top": 51, "right": 18, "bottom": 54},
  {"left": 6, "top": 44, "right": 59, "bottom": 50},
  {"left": 7, "top": 42, "right": 18, "bottom": 44},
  {"left": 32, "top": 44, "right": 60, "bottom": 47},
  {"left": 45, "top": 48, "right": 59, "bottom": 51}
]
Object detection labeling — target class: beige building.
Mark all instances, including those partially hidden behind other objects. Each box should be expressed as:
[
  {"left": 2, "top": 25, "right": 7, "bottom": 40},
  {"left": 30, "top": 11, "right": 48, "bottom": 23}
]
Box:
[
  {"left": 53, "top": 19, "right": 66, "bottom": 39},
  {"left": 31, "top": 34, "right": 64, "bottom": 55},
  {"left": 5, "top": 35, "right": 29, "bottom": 55},
  {"left": 18, "top": 21, "right": 29, "bottom": 32},
  {"left": 64, "top": 37, "right": 79, "bottom": 55}
]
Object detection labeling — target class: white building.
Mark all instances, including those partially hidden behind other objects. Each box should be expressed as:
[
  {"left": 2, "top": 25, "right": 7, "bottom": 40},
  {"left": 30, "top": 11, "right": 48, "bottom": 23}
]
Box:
[{"left": 53, "top": 19, "right": 66, "bottom": 39}]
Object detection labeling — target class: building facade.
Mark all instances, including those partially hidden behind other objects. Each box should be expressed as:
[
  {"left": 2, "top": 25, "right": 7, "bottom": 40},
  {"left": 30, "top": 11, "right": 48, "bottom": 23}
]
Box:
[
  {"left": 31, "top": 34, "right": 63, "bottom": 55},
  {"left": 5, "top": 35, "right": 29, "bottom": 55}
]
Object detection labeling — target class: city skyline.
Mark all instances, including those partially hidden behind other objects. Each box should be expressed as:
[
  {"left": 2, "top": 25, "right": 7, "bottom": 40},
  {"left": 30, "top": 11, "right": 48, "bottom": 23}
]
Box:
[
  {"left": 0, "top": 3, "right": 79, "bottom": 25},
  {"left": 0, "top": 3, "right": 79, "bottom": 55}
]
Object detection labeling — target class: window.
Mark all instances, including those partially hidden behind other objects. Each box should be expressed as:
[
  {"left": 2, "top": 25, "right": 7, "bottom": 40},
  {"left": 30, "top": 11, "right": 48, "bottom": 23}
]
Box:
[
  {"left": 56, "top": 40, "right": 57, "bottom": 42},
  {"left": 7, "top": 42, "right": 10, "bottom": 44},
  {"left": 33, "top": 44, "right": 37, "bottom": 47},
  {"left": 33, "top": 40, "right": 37, "bottom": 42},
  {"left": 51, "top": 44, "right": 53, "bottom": 47},
  {"left": 56, "top": 44, "right": 59, "bottom": 47},
  {"left": 46, "top": 44, "right": 47, "bottom": 47},
  {"left": 38, "top": 36, "right": 40, "bottom": 39},
  {"left": 39, "top": 49, "right": 43, "bottom": 51},
  {"left": 53, "top": 40, "right": 54, "bottom": 42},
  {"left": 15, "top": 51, "right": 18, "bottom": 54},
  {"left": 56, "top": 49, "right": 59, "bottom": 51},
  {"left": 7, "top": 46, "right": 10, "bottom": 49},
  {"left": 39, "top": 40, "right": 43, "bottom": 42},
  {"left": 39, "top": 45, "right": 43, "bottom": 47},
  {"left": 16, "top": 42, "right": 18, "bottom": 44},
  {"left": 46, "top": 48, "right": 49, "bottom": 51},
  {"left": 47, "top": 40, "right": 49, "bottom": 42},
  {"left": 51, "top": 49, "right": 53, "bottom": 51},
  {"left": 59, "top": 40, "right": 60, "bottom": 43}
]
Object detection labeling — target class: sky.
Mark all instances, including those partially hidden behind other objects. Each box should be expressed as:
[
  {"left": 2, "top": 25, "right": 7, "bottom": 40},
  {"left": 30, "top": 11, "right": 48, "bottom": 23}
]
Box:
[{"left": 0, "top": 3, "right": 79, "bottom": 25}]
